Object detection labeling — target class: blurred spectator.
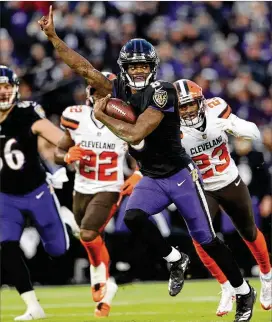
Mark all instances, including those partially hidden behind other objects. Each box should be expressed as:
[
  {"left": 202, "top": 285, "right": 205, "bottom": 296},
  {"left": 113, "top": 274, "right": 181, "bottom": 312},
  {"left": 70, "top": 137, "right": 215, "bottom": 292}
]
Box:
[
  {"left": 1, "top": 1, "right": 271, "bottom": 285},
  {"left": 0, "top": 0, "right": 270, "bottom": 132}
]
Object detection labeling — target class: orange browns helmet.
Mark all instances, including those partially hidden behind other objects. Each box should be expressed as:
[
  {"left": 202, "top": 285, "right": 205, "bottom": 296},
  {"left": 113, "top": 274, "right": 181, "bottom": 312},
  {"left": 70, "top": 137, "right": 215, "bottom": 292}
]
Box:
[
  {"left": 86, "top": 71, "right": 116, "bottom": 106},
  {"left": 174, "top": 79, "right": 205, "bottom": 127}
]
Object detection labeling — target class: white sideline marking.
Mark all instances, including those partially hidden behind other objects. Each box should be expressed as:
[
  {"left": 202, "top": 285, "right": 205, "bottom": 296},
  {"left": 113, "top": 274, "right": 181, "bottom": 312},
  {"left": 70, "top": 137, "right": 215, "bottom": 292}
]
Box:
[{"left": 2, "top": 296, "right": 219, "bottom": 311}]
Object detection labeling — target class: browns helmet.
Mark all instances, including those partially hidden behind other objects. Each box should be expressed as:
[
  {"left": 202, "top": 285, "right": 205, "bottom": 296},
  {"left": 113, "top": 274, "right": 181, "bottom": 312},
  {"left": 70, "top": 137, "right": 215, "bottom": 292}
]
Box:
[{"left": 174, "top": 79, "right": 205, "bottom": 127}]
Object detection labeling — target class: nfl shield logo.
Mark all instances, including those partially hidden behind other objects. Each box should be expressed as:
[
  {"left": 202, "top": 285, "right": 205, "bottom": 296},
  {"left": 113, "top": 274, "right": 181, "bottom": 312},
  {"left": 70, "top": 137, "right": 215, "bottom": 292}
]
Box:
[{"left": 202, "top": 134, "right": 207, "bottom": 139}]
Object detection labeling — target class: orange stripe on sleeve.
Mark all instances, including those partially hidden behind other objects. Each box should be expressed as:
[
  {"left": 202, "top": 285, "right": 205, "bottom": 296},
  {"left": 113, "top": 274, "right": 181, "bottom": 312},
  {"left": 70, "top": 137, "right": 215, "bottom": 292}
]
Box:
[
  {"left": 180, "top": 132, "right": 184, "bottom": 139},
  {"left": 219, "top": 105, "right": 232, "bottom": 119},
  {"left": 60, "top": 116, "right": 79, "bottom": 130}
]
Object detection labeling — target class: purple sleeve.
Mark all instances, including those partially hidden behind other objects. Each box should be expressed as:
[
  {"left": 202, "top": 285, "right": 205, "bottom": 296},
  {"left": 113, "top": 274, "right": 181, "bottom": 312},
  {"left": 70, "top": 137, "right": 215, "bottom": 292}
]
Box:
[{"left": 149, "top": 105, "right": 174, "bottom": 112}]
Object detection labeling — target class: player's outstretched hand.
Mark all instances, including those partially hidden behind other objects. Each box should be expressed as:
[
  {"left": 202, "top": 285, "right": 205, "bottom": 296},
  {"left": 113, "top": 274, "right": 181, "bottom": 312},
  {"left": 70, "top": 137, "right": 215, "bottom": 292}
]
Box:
[
  {"left": 38, "top": 5, "right": 56, "bottom": 39},
  {"left": 64, "top": 144, "right": 85, "bottom": 164},
  {"left": 121, "top": 172, "right": 142, "bottom": 196},
  {"left": 213, "top": 118, "right": 236, "bottom": 135},
  {"left": 94, "top": 94, "right": 111, "bottom": 120}
]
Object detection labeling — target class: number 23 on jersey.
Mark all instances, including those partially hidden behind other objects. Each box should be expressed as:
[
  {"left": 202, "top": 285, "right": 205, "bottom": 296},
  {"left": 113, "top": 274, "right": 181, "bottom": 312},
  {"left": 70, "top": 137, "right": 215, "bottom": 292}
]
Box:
[{"left": 192, "top": 142, "right": 230, "bottom": 179}]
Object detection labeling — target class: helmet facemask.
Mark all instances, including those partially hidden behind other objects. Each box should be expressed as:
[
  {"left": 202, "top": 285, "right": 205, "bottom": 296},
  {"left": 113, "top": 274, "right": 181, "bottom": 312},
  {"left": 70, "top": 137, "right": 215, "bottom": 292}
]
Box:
[
  {"left": 174, "top": 79, "right": 205, "bottom": 128},
  {"left": 120, "top": 62, "right": 157, "bottom": 90},
  {"left": 85, "top": 85, "right": 95, "bottom": 107},
  {"left": 179, "top": 98, "right": 205, "bottom": 128}
]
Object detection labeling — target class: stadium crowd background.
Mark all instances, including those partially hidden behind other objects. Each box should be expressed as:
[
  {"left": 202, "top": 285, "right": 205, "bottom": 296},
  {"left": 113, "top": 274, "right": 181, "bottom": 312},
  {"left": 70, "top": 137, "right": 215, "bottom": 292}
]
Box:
[{"left": 0, "top": 1, "right": 271, "bottom": 284}]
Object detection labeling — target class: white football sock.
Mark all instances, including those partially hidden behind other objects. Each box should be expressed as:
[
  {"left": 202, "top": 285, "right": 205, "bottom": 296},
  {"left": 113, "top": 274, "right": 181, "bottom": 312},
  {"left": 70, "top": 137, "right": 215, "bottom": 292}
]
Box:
[
  {"left": 222, "top": 280, "right": 232, "bottom": 289},
  {"left": 21, "top": 290, "right": 41, "bottom": 308},
  {"left": 90, "top": 263, "right": 107, "bottom": 286},
  {"left": 260, "top": 269, "right": 271, "bottom": 280},
  {"left": 234, "top": 280, "right": 250, "bottom": 295},
  {"left": 163, "top": 247, "right": 181, "bottom": 263}
]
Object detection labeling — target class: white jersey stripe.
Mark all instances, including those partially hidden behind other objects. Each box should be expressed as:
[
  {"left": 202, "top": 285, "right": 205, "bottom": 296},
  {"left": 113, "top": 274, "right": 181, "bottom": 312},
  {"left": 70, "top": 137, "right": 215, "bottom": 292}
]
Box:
[
  {"left": 195, "top": 179, "right": 216, "bottom": 237},
  {"left": 188, "top": 162, "right": 216, "bottom": 237}
]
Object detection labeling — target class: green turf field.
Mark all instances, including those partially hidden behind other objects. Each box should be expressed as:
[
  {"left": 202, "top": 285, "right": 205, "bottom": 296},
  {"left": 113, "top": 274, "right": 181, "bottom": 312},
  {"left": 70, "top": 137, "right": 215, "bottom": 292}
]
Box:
[{"left": 1, "top": 279, "right": 270, "bottom": 322}]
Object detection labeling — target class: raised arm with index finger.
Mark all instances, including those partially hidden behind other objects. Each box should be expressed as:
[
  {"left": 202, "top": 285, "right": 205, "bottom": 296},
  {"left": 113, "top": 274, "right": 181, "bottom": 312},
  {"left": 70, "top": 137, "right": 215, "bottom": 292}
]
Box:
[{"left": 38, "top": 5, "right": 113, "bottom": 97}]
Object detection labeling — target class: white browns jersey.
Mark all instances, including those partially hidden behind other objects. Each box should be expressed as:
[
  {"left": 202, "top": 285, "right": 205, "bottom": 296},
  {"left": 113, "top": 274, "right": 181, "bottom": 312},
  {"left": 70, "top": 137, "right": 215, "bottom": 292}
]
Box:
[
  {"left": 180, "top": 97, "right": 238, "bottom": 191},
  {"left": 61, "top": 105, "right": 128, "bottom": 194}
]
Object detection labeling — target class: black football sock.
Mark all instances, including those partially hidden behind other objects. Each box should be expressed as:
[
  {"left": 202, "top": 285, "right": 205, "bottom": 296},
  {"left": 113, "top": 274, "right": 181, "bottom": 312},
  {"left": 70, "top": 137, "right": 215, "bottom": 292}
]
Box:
[
  {"left": 124, "top": 209, "right": 172, "bottom": 258},
  {"left": 1, "top": 241, "right": 33, "bottom": 294},
  {"left": 201, "top": 237, "right": 243, "bottom": 287}
]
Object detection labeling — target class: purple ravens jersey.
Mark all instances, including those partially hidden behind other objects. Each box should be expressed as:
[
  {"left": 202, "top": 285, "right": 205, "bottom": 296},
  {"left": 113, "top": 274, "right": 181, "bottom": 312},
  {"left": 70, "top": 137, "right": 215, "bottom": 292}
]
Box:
[
  {"left": 0, "top": 101, "right": 46, "bottom": 194},
  {"left": 112, "top": 76, "right": 191, "bottom": 178}
]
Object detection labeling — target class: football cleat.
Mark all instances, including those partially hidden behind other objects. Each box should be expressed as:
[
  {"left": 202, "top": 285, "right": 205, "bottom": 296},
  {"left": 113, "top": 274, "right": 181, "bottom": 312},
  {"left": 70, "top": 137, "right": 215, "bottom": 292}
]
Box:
[
  {"left": 90, "top": 263, "right": 107, "bottom": 302},
  {"left": 216, "top": 283, "right": 235, "bottom": 316},
  {"left": 168, "top": 251, "right": 190, "bottom": 297},
  {"left": 92, "top": 283, "right": 107, "bottom": 302},
  {"left": 14, "top": 307, "right": 46, "bottom": 321},
  {"left": 234, "top": 284, "right": 257, "bottom": 322},
  {"left": 94, "top": 303, "right": 110, "bottom": 318},
  {"left": 260, "top": 274, "right": 272, "bottom": 310},
  {"left": 94, "top": 279, "right": 118, "bottom": 317}
]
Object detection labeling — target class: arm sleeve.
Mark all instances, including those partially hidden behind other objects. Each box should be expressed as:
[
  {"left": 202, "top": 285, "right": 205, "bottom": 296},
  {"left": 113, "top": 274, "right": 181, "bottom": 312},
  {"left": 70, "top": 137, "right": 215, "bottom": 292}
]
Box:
[{"left": 228, "top": 113, "right": 261, "bottom": 141}]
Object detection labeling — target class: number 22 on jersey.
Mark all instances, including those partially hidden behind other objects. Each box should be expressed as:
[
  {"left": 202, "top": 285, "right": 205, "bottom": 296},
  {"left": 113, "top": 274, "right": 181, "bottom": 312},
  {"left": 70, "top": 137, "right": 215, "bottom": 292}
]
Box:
[
  {"left": 79, "top": 150, "right": 118, "bottom": 181},
  {"left": 192, "top": 142, "right": 230, "bottom": 179}
]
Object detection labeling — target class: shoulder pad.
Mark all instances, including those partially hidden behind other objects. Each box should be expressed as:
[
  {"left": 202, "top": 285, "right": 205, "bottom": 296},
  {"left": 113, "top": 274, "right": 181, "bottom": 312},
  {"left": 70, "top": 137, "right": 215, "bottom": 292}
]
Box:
[
  {"left": 206, "top": 97, "right": 232, "bottom": 119},
  {"left": 17, "top": 101, "right": 35, "bottom": 108},
  {"left": 17, "top": 101, "right": 46, "bottom": 118},
  {"left": 150, "top": 80, "right": 175, "bottom": 91},
  {"left": 61, "top": 105, "right": 88, "bottom": 130}
]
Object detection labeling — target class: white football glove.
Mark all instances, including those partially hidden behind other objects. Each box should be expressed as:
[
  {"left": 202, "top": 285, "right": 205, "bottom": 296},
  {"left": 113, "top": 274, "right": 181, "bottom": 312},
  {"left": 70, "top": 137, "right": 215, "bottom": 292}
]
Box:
[{"left": 213, "top": 118, "right": 239, "bottom": 137}]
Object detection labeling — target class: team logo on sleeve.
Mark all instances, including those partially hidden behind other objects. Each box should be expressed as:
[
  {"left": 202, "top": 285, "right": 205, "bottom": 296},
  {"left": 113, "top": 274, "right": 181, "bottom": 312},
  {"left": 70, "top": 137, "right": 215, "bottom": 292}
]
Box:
[
  {"left": 34, "top": 104, "right": 46, "bottom": 118},
  {"left": 153, "top": 89, "right": 168, "bottom": 108}
]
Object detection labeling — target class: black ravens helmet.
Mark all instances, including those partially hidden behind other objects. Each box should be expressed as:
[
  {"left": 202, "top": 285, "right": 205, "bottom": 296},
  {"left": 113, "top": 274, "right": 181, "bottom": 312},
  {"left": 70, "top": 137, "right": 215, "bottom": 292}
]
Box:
[
  {"left": 0, "top": 65, "right": 20, "bottom": 110},
  {"left": 117, "top": 38, "right": 159, "bottom": 90}
]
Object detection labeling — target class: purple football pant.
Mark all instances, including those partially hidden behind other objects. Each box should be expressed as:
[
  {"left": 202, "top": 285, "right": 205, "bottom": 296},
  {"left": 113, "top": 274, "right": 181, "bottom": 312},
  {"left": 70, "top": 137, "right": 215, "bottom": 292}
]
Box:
[
  {"left": 126, "top": 163, "right": 216, "bottom": 244},
  {"left": 0, "top": 182, "right": 69, "bottom": 256}
]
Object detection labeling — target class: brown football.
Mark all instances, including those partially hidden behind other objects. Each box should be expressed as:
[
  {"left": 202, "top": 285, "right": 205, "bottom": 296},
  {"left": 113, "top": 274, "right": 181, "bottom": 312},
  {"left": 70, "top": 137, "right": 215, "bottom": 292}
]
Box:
[{"left": 105, "top": 98, "right": 137, "bottom": 124}]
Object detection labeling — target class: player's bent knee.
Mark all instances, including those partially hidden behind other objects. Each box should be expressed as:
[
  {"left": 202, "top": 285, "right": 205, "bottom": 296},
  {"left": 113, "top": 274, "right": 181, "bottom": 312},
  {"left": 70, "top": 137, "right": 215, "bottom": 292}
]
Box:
[
  {"left": 191, "top": 233, "right": 214, "bottom": 245},
  {"left": 124, "top": 209, "right": 149, "bottom": 228},
  {"left": 240, "top": 225, "right": 257, "bottom": 242},
  {"left": 201, "top": 236, "right": 226, "bottom": 253},
  {"left": 80, "top": 229, "right": 99, "bottom": 242}
]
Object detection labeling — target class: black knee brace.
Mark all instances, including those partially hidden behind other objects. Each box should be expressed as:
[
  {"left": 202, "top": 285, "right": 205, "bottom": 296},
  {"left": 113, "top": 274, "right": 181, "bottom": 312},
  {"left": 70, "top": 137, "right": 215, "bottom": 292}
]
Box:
[{"left": 124, "top": 209, "right": 149, "bottom": 229}]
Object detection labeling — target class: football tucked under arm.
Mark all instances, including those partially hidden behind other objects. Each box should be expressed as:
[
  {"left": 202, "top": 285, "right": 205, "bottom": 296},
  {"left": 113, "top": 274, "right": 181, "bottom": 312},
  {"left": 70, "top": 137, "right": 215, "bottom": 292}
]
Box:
[{"left": 105, "top": 98, "right": 137, "bottom": 124}]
